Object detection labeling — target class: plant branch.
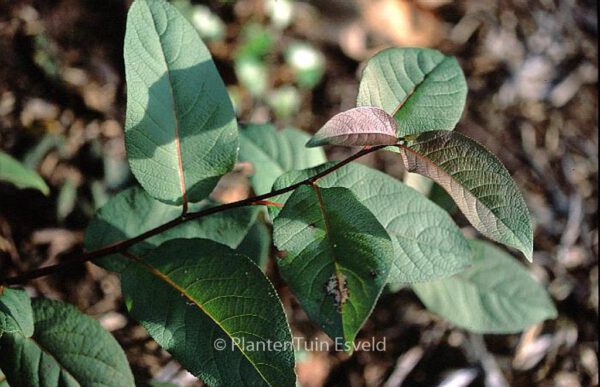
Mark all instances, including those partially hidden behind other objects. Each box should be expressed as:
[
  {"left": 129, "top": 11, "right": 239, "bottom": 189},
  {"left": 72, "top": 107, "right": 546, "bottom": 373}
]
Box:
[{"left": 1, "top": 144, "right": 392, "bottom": 286}]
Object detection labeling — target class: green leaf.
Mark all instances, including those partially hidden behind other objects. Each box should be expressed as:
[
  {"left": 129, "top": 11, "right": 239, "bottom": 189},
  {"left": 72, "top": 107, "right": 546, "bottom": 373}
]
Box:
[
  {"left": 399, "top": 130, "right": 533, "bottom": 260},
  {"left": 84, "top": 186, "right": 257, "bottom": 272},
  {"left": 270, "top": 162, "right": 471, "bottom": 283},
  {"left": 236, "top": 221, "right": 271, "bottom": 270},
  {"left": 239, "top": 124, "right": 326, "bottom": 195},
  {"left": 306, "top": 107, "right": 398, "bottom": 148},
  {"left": 0, "top": 288, "right": 34, "bottom": 337},
  {"left": 357, "top": 47, "right": 467, "bottom": 136},
  {"left": 0, "top": 369, "right": 9, "bottom": 387},
  {"left": 273, "top": 185, "right": 393, "bottom": 349},
  {"left": 124, "top": 0, "right": 237, "bottom": 205},
  {"left": 121, "top": 239, "right": 295, "bottom": 386},
  {"left": 0, "top": 151, "right": 49, "bottom": 195},
  {"left": 413, "top": 239, "right": 557, "bottom": 333},
  {"left": 0, "top": 298, "right": 134, "bottom": 386}
]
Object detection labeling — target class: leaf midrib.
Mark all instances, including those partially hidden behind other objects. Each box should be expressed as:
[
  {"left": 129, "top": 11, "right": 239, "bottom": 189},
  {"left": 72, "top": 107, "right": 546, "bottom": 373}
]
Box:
[
  {"left": 124, "top": 253, "right": 271, "bottom": 386},
  {"left": 27, "top": 335, "right": 82, "bottom": 385},
  {"left": 311, "top": 185, "right": 347, "bottom": 336},
  {"left": 145, "top": 1, "right": 188, "bottom": 208},
  {"left": 391, "top": 55, "right": 448, "bottom": 117},
  {"left": 399, "top": 143, "right": 528, "bottom": 252}
]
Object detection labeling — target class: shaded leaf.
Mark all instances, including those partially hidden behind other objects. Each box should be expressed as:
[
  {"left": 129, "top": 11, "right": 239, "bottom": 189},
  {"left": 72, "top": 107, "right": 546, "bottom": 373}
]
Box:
[
  {"left": 306, "top": 107, "right": 398, "bottom": 148},
  {"left": 399, "top": 130, "right": 533, "bottom": 260},
  {"left": 413, "top": 239, "right": 557, "bottom": 333},
  {"left": 0, "top": 298, "right": 134, "bottom": 386},
  {"left": 239, "top": 124, "right": 326, "bottom": 194},
  {"left": 84, "top": 186, "right": 257, "bottom": 272},
  {"left": 236, "top": 220, "right": 271, "bottom": 270},
  {"left": 273, "top": 186, "right": 393, "bottom": 349},
  {"left": 270, "top": 162, "right": 471, "bottom": 283},
  {"left": 124, "top": 0, "right": 237, "bottom": 205},
  {"left": 357, "top": 47, "right": 467, "bottom": 136},
  {"left": 0, "top": 151, "right": 49, "bottom": 195},
  {"left": 0, "top": 288, "right": 34, "bottom": 337},
  {"left": 121, "top": 239, "right": 295, "bottom": 386}
]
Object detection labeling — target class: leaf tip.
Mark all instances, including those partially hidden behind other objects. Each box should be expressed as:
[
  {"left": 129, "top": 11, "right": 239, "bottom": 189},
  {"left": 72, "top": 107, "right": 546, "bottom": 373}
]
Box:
[
  {"left": 305, "top": 136, "right": 321, "bottom": 148},
  {"left": 520, "top": 241, "right": 534, "bottom": 262}
]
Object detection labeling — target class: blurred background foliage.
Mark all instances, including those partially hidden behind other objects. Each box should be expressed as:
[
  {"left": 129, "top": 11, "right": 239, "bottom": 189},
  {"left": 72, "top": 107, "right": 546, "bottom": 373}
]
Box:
[{"left": 0, "top": 0, "right": 597, "bottom": 386}]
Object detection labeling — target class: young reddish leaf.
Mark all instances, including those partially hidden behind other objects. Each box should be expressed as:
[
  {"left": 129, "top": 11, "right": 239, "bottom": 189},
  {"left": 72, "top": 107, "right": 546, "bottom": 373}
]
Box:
[
  {"left": 398, "top": 130, "right": 533, "bottom": 260},
  {"left": 306, "top": 107, "right": 398, "bottom": 147}
]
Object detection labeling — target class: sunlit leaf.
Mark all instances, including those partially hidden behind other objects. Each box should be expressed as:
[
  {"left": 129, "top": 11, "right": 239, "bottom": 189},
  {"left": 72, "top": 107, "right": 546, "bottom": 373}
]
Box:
[
  {"left": 357, "top": 47, "right": 467, "bottom": 136},
  {"left": 124, "top": 0, "right": 237, "bottom": 205}
]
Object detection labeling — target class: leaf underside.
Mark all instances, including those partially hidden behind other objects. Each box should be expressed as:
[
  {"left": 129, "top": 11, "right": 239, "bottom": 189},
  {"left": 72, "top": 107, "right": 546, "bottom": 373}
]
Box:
[
  {"left": 269, "top": 162, "right": 472, "bottom": 283},
  {"left": 124, "top": 0, "right": 238, "bottom": 205},
  {"left": 306, "top": 106, "right": 398, "bottom": 147},
  {"left": 0, "top": 287, "right": 34, "bottom": 338},
  {"left": 413, "top": 239, "right": 557, "bottom": 333},
  {"left": 357, "top": 47, "right": 467, "bottom": 136},
  {"left": 121, "top": 239, "right": 296, "bottom": 386},
  {"left": 273, "top": 185, "right": 393, "bottom": 348},
  {"left": 399, "top": 130, "right": 533, "bottom": 260}
]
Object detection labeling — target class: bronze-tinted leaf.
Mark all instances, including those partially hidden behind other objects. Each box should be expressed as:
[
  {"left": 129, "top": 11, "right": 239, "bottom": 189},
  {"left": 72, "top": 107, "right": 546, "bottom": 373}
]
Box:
[
  {"left": 306, "top": 107, "right": 398, "bottom": 147},
  {"left": 398, "top": 131, "right": 533, "bottom": 260}
]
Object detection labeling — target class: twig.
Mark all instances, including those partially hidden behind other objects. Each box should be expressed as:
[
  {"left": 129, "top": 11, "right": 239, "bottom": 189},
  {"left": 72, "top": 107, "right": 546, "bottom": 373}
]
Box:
[{"left": 2, "top": 144, "right": 391, "bottom": 286}]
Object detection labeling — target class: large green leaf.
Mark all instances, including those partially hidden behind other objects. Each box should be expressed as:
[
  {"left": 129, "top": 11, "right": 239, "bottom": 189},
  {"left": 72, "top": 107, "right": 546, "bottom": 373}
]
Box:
[
  {"left": 84, "top": 186, "right": 257, "bottom": 272},
  {"left": 238, "top": 124, "right": 326, "bottom": 195},
  {"left": 273, "top": 186, "right": 393, "bottom": 349},
  {"left": 0, "top": 298, "right": 134, "bottom": 386},
  {"left": 121, "top": 239, "right": 295, "bottom": 386},
  {"left": 0, "top": 288, "right": 34, "bottom": 338},
  {"left": 399, "top": 130, "right": 533, "bottom": 260},
  {"left": 124, "top": 0, "right": 237, "bottom": 205},
  {"left": 413, "top": 240, "right": 557, "bottom": 333},
  {"left": 270, "top": 162, "right": 471, "bottom": 283},
  {"left": 0, "top": 151, "right": 49, "bottom": 196},
  {"left": 357, "top": 47, "right": 467, "bottom": 136}
]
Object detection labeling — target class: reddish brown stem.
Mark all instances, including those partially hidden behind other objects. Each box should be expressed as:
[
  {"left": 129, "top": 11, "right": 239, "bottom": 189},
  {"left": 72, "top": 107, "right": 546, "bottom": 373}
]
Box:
[{"left": 1, "top": 144, "right": 392, "bottom": 286}]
